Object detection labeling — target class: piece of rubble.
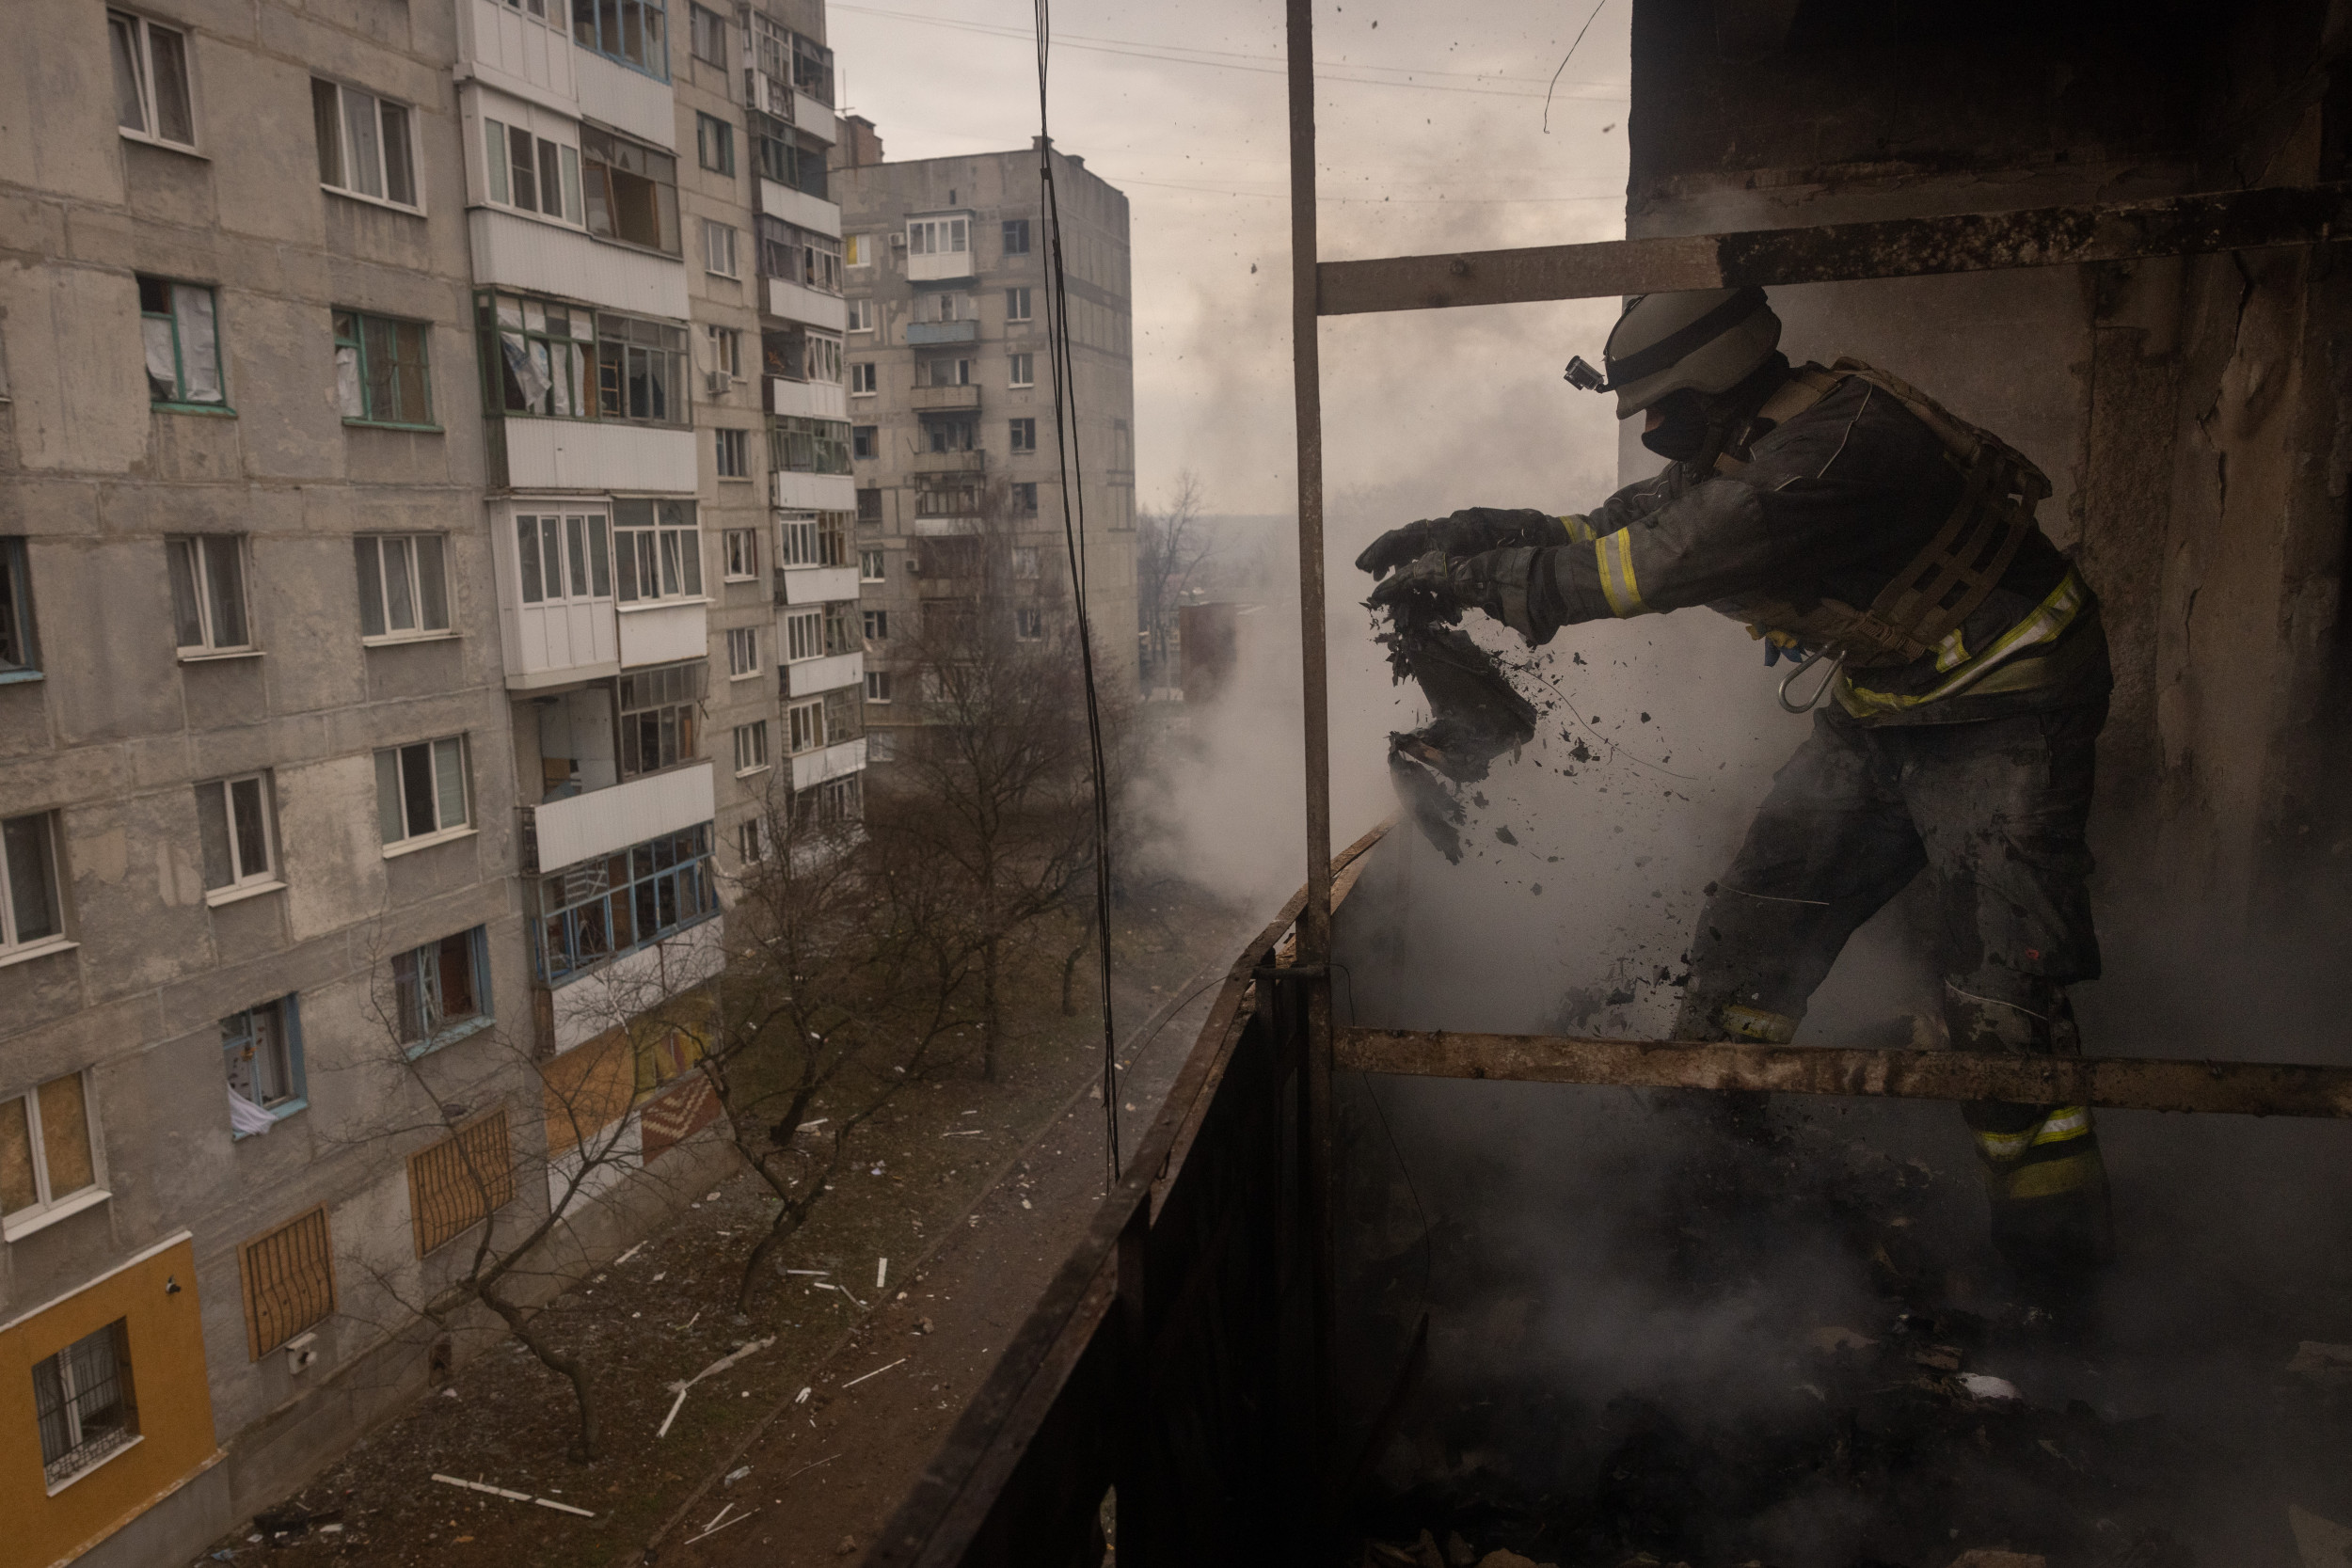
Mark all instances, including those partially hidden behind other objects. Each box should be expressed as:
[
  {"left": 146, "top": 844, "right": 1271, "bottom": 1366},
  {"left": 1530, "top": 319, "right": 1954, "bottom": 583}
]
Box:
[
  {"left": 1957, "top": 1373, "right": 2023, "bottom": 1402},
  {"left": 1911, "top": 1344, "right": 1964, "bottom": 1371},
  {"left": 2289, "top": 1504, "right": 2352, "bottom": 1568},
  {"left": 834, "top": 1536, "right": 859, "bottom": 1557},
  {"left": 1473, "top": 1552, "right": 1554, "bottom": 1568}
]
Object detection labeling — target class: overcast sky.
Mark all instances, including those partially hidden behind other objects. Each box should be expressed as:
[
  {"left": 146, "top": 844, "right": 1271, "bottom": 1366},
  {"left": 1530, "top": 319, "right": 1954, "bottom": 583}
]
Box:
[{"left": 827, "top": 0, "right": 1637, "bottom": 521}]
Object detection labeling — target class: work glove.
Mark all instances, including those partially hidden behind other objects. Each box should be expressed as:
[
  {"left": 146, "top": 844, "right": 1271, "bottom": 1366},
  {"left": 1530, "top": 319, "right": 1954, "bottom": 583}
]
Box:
[
  {"left": 1365, "top": 548, "right": 1515, "bottom": 627},
  {"left": 1355, "top": 507, "right": 1564, "bottom": 579}
]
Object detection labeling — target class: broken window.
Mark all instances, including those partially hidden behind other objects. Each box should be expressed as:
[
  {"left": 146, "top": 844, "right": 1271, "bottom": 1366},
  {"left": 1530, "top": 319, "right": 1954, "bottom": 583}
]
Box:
[
  {"left": 532, "top": 825, "right": 717, "bottom": 979},
  {"left": 0, "top": 539, "right": 37, "bottom": 679},
  {"left": 482, "top": 117, "right": 578, "bottom": 223},
  {"left": 334, "top": 310, "right": 434, "bottom": 426},
  {"left": 312, "top": 78, "right": 419, "bottom": 209},
  {"left": 580, "top": 125, "right": 679, "bottom": 254},
  {"left": 167, "top": 534, "right": 251, "bottom": 653},
  {"left": 571, "top": 0, "right": 668, "bottom": 77},
  {"left": 110, "top": 10, "right": 194, "bottom": 149},
  {"left": 596, "top": 311, "right": 691, "bottom": 425},
  {"left": 139, "top": 276, "right": 225, "bottom": 407},
  {"left": 477, "top": 292, "right": 593, "bottom": 420},
  {"left": 770, "top": 417, "right": 851, "bottom": 474},
  {"left": 373, "top": 736, "right": 471, "bottom": 847},
  {"left": 391, "top": 928, "right": 490, "bottom": 1053},
  {"left": 221, "top": 996, "right": 304, "bottom": 1130},
  {"left": 197, "top": 773, "right": 278, "bottom": 896}
]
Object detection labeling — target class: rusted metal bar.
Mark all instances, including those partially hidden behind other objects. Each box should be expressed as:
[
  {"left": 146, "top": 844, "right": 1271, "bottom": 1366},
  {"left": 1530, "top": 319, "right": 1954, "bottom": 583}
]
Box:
[
  {"left": 1316, "top": 182, "right": 2352, "bottom": 316},
  {"left": 1335, "top": 1028, "right": 2352, "bottom": 1117},
  {"left": 1283, "top": 0, "right": 1341, "bottom": 1535}
]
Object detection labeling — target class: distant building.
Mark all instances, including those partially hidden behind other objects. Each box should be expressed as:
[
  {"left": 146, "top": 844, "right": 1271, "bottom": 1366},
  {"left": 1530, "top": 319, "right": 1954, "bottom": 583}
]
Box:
[{"left": 832, "top": 131, "right": 1138, "bottom": 758}]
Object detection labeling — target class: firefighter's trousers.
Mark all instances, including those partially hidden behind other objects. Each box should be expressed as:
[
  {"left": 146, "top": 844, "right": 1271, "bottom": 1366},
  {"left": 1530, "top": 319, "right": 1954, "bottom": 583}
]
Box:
[{"left": 1672, "top": 700, "right": 2114, "bottom": 1277}]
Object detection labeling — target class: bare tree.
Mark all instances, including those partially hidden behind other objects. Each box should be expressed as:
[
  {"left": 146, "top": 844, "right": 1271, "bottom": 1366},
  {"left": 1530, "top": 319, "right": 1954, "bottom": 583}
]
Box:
[{"left": 1136, "top": 468, "right": 1216, "bottom": 695}]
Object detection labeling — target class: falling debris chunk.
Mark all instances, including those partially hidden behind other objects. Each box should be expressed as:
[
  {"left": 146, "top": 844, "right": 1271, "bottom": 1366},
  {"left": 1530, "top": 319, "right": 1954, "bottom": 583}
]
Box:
[{"left": 1375, "top": 597, "right": 1538, "bottom": 863}]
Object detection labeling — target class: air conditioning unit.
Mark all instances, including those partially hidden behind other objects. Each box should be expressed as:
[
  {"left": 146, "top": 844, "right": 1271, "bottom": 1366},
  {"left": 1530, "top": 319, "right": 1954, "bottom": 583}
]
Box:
[{"left": 705, "top": 371, "right": 733, "bottom": 396}]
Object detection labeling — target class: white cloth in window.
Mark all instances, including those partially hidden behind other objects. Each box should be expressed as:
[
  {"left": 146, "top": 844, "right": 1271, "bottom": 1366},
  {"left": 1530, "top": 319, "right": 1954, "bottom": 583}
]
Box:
[{"left": 228, "top": 1084, "right": 278, "bottom": 1136}]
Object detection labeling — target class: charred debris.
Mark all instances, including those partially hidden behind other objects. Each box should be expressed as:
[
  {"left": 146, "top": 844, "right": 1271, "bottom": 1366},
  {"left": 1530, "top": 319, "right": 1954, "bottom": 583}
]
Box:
[{"left": 1378, "top": 596, "right": 1540, "bottom": 863}]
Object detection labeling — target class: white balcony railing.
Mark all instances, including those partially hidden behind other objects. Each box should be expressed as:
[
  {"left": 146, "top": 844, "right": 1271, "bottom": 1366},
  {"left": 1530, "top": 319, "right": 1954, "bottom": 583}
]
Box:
[
  {"left": 532, "top": 761, "right": 715, "bottom": 872},
  {"left": 785, "top": 649, "right": 863, "bottom": 698},
  {"left": 503, "top": 420, "right": 699, "bottom": 494},
  {"left": 772, "top": 470, "right": 857, "bottom": 510},
  {"left": 777, "top": 563, "right": 861, "bottom": 605},
  {"left": 766, "top": 277, "right": 848, "bottom": 331},
  {"left": 769, "top": 376, "right": 849, "bottom": 420},
  {"left": 468, "top": 208, "right": 690, "bottom": 319},
  {"left": 756, "top": 179, "right": 840, "bottom": 237},
  {"left": 617, "top": 597, "right": 707, "bottom": 668},
  {"left": 790, "top": 736, "right": 866, "bottom": 792}
]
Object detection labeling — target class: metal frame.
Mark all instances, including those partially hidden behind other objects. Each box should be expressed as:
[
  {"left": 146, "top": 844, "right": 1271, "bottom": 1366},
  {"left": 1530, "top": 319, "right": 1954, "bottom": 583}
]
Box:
[{"left": 866, "top": 8, "right": 2352, "bottom": 1561}]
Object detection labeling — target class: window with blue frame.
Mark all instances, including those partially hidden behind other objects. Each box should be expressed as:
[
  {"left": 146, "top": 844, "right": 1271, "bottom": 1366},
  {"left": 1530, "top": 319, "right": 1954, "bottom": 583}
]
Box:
[
  {"left": 222, "top": 997, "right": 306, "bottom": 1134},
  {"left": 572, "top": 0, "right": 668, "bottom": 78},
  {"left": 392, "top": 927, "right": 493, "bottom": 1054},
  {"left": 534, "top": 825, "right": 719, "bottom": 981}
]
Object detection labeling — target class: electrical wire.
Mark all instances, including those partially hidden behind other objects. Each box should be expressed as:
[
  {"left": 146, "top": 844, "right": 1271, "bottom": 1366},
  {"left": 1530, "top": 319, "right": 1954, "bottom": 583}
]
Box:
[{"left": 1034, "top": 0, "right": 1121, "bottom": 1192}]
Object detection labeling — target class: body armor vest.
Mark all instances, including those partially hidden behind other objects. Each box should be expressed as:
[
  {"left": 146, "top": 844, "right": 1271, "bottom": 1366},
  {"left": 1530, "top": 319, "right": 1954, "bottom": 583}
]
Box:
[{"left": 1720, "top": 359, "right": 2051, "bottom": 669}]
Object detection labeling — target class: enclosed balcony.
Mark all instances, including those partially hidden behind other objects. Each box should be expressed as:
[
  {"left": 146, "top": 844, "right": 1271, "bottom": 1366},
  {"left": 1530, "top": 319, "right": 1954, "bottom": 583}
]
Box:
[
  {"left": 906, "top": 319, "right": 979, "bottom": 346},
  {"left": 910, "top": 385, "right": 981, "bottom": 412},
  {"left": 907, "top": 212, "right": 975, "bottom": 282},
  {"left": 496, "top": 505, "right": 621, "bottom": 689}
]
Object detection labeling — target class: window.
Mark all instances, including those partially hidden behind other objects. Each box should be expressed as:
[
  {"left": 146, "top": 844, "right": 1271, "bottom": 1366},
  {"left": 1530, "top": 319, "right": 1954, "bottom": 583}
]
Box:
[
  {"left": 783, "top": 608, "right": 821, "bottom": 662},
  {"left": 1013, "top": 481, "right": 1040, "bottom": 514},
  {"left": 33, "top": 1322, "right": 135, "bottom": 1490},
  {"left": 866, "top": 731, "right": 896, "bottom": 764},
  {"left": 850, "top": 363, "right": 876, "bottom": 395},
  {"left": 391, "top": 929, "right": 490, "bottom": 1053},
  {"left": 581, "top": 127, "right": 680, "bottom": 254},
  {"left": 612, "top": 499, "right": 702, "bottom": 602},
  {"left": 514, "top": 512, "right": 612, "bottom": 604},
  {"left": 851, "top": 425, "right": 876, "bottom": 460},
  {"left": 823, "top": 687, "right": 862, "bottom": 742},
  {"left": 844, "top": 234, "right": 869, "bottom": 267},
  {"left": 1, "top": 540, "right": 40, "bottom": 681},
  {"left": 1016, "top": 607, "right": 1044, "bottom": 641},
  {"left": 1009, "top": 353, "right": 1034, "bottom": 388},
  {"left": 1003, "top": 218, "right": 1031, "bottom": 256},
  {"left": 333, "top": 311, "right": 434, "bottom": 427},
  {"left": 197, "top": 774, "right": 278, "bottom": 898},
  {"left": 1007, "top": 286, "right": 1033, "bottom": 323},
  {"left": 770, "top": 417, "right": 851, "bottom": 475},
  {"left": 703, "top": 218, "right": 739, "bottom": 277},
  {"left": 732, "top": 721, "right": 770, "bottom": 775},
  {"left": 921, "top": 357, "right": 972, "bottom": 388},
  {"left": 762, "top": 324, "right": 842, "bottom": 386},
  {"left": 864, "top": 669, "right": 892, "bottom": 702},
  {"left": 797, "top": 773, "right": 861, "bottom": 825},
  {"left": 1013, "top": 546, "right": 1041, "bottom": 579},
  {"left": 857, "top": 489, "right": 883, "bottom": 525},
  {"left": 924, "top": 416, "right": 977, "bottom": 454},
  {"left": 355, "top": 534, "right": 452, "bottom": 641},
  {"left": 167, "top": 535, "right": 251, "bottom": 655},
  {"left": 707, "top": 325, "right": 744, "bottom": 385},
  {"left": 823, "top": 602, "right": 854, "bottom": 656},
  {"left": 571, "top": 0, "right": 669, "bottom": 77},
  {"left": 533, "top": 826, "right": 718, "bottom": 978},
  {"left": 926, "top": 292, "right": 972, "bottom": 323},
  {"left": 793, "top": 33, "right": 834, "bottom": 102},
  {"left": 407, "top": 1110, "right": 515, "bottom": 1256},
  {"left": 723, "top": 529, "right": 759, "bottom": 580},
  {"left": 2, "top": 1072, "right": 102, "bottom": 1239},
  {"left": 596, "top": 312, "right": 691, "bottom": 425},
  {"left": 908, "top": 217, "right": 968, "bottom": 255},
  {"left": 483, "top": 119, "right": 579, "bottom": 223},
  {"left": 717, "top": 427, "right": 750, "bottom": 479},
  {"left": 862, "top": 609, "right": 889, "bottom": 641},
  {"left": 109, "top": 10, "right": 194, "bottom": 149},
  {"left": 746, "top": 14, "right": 792, "bottom": 113},
  {"left": 1009, "top": 418, "right": 1038, "bottom": 453},
  {"left": 695, "top": 113, "right": 734, "bottom": 176},
  {"left": 737, "top": 816, "right": 768, "bottom": 863},
  {"left": 859, "top": 549, "right": 884, "bottom": 582},
  {"left": 239, "top": 1207, "right": 335, "bottom": 1360},
  {"left": 689, "top": 2, "right": 727, "bottom": 64},
  {"left": 617, "top": 659, "right": 707, "bottom": 775},
  {"left": 777, "top": 512, "right": 849, "bottom": 567},
  {"left": 725, "top": 625, "right": 759, "bottom": 674},
  {"left": 846, "top": 297, "right": 873, "bottom": 332},
  {"left": 222, "top": 997, "right": 305, "bottom": 1131},
  {"left": 787, "top": 698, "right": 823, "bottom": 753},
  {"left": 1, "top": 812, "right": 66, "bottom": 960},
  {"left": 755, "top": 216, "right": 843, "bottom": 293},
  {"left": 311, "top": 79, "right": 419, "bottom": 210},
  {"left": 373, "top": 736, "right": 471, "bottom": 849},
  {"left": 479, "top": 292, "right": 593, "bottom": 420},
  {"left": 138, "top": 277, "right": 226, "bottom": 408}
]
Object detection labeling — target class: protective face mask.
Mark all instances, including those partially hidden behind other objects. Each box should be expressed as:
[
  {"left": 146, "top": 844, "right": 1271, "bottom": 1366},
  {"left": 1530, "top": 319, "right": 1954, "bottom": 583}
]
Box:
[{"left": 1640, "top": 390, "right": 1709, "bottom": 461}]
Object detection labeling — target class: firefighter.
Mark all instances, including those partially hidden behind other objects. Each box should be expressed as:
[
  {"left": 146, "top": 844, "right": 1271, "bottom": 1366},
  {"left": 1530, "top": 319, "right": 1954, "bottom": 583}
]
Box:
[{"left": 1357, "top": 286, "right": 2114, "bottom": 1286}]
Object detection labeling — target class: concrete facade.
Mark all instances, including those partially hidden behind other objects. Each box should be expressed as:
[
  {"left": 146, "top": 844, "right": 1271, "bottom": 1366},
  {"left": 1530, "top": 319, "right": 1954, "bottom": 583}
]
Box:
[
  {"left": 0, "top": 0, "right": 851, "bottom": 1560},
  {"left": 833, "top": 131, "right": 1139, "bottom": 760}
]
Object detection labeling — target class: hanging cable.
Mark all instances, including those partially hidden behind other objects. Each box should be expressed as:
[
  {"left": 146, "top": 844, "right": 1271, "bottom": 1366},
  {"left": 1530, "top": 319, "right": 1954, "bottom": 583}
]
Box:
[{"left": 1033, "top": 0, "right": 1121, "bottom": 1192}]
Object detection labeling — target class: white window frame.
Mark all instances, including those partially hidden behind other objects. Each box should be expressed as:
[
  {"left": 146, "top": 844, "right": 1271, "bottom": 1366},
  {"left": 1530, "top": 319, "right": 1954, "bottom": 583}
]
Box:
[
  {"left": 612, "top": 502, "right": 705, "bottom": 606},
  {"left": 1006, "top": 286, "right": 1033, "bottom": 323},
  {"left": 706, "top": 323, "right": 742, "bottom": 376},
  {"left": 861, "top": 608, "right": 887, "bottom": 640},
  {"left": 1009, "top": 353, "right": 1034, "bottom": 388},
  {"left": 783, "top": 608, "right": 822, "bottom": 662},
  {"left": 703, "top": 217, "right": 739, "bottom": 277},
  {"left": 167, "top": 534, "right": 255, "bottom": 657},
  {"left": 723, "top": 528, "right": 759, "bottom": 580},
  {"left": 787, "top": 698, "right": 823, "bottom": 753},
  {"left": 737, "top": 816, "right": 768, "bottom": 863},
  {"left": 312, "top": 77, "right": 422, "bottom": 213},
  {"left": 717, "top": 428, "right": 751, "bottom": 480},
  {"left": 846, "top": 297, "right": 873, "bottom": 332},
  {"left": 374, "top": 736, "right": 474, "bottom": 855},
  {"left": 850, "top": 362, "right": 876, "bottom": 395},
  {"left": 515, "top": 511, "right": 613, "bottom": 606},
  {"left": 844, "top": 234, "right": 869, "bottom": 267},
  {"left": 356, "top": 533, "right": 453, "bottom": 642},
  {"left": 197, "top": 772, "right": 281, "bottom": 905},
  {"left": 859, "top": 548, "right": 884, "bottom": 582},
  {"left": 907, "top": 217, "right": 968, "bottom": 255},
  {"left": 2, "top": 1072, "right": 110, "bottom": 1243},
  {"left": 732, "top": 721, "right": 771, "bottom": 776},
  {"left": 725, "top": 625, "right": 760, "bottom": 677},
  {"left": 0, "top": 811, "right": 71, "bottom": 964},
  {"left": 481, "top": 115, "right": 580, "bottom": 226},
  {"left": 109, "top": 10, "right": 197, "bottom": 152},
  {"left": 863, "top": 669, "right": 891, "bottom": 703}
]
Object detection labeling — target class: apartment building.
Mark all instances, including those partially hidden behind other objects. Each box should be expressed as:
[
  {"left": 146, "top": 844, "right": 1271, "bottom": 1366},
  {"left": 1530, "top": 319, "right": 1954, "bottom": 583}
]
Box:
[
  {"left": 832, "top": 129, "right": 1137, "bottom": 760},
  {"left": 0, "top": 1, "right": 850, "bottom": 1562}
]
